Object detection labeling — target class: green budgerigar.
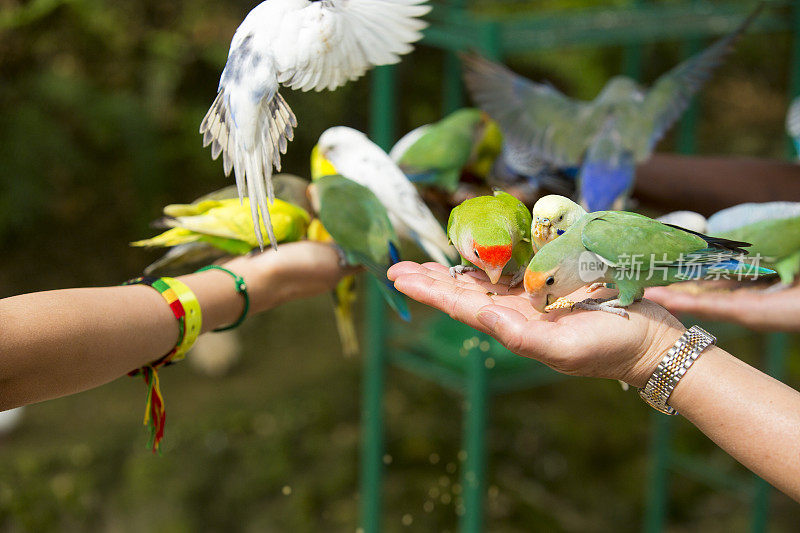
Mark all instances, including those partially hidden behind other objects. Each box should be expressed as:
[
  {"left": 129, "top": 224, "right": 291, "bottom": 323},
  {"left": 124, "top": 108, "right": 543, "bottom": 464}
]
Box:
[
  {"left": 524, "top": 211, "right": 772, "bottom": 316},
  {"left": 391, "top": 108, "right": 501, "bottom": 192},
  {"left": 447, "top": 191, "right": 533, "bottom": 285},
  {"left": 308, "top": 174, "right": 410, "bottom": 321}
]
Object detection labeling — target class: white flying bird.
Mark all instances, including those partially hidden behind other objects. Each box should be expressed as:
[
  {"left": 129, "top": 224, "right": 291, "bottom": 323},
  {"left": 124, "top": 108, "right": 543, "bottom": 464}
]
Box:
[{"left": 200, "top": 0, "right": 431, "bottom": 248}]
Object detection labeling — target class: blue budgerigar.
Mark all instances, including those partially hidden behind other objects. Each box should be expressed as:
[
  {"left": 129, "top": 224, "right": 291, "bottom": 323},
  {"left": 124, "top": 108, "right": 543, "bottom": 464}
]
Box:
[{"left": 463, "top": 5, "right": 761, "bottom": 212}]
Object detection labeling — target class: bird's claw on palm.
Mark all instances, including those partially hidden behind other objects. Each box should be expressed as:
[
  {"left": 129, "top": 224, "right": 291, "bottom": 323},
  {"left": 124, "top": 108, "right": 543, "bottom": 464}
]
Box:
[
  {"left": 587, "top": 282, "right": 608, "bottom": 293},
  {"left": 572, "top": 297, "right": 630, "bottom": 318},
  {"left": 449, "top": 265, "right": 477, "bottom": 279},
  {"left": 334, "top": 246, "right": 349, "bottom": 268}
]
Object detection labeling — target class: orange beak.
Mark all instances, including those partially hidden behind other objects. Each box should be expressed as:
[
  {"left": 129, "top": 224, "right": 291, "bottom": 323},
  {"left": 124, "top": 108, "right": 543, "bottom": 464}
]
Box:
[
  {"left": 523, "top": 269, "right": 549, "bottom": 313},
  {"left": 484, "top": 266, "right": 503, "bottom": 284}
]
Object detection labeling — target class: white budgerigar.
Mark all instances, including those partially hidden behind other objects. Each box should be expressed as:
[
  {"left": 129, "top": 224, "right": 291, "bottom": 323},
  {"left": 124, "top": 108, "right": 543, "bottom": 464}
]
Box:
[
  {"left": 315, "top": 126, "right": 458, "bottom": 265},
  {"left": 200, "top": 0, "right": 431, "bottom": 248}
]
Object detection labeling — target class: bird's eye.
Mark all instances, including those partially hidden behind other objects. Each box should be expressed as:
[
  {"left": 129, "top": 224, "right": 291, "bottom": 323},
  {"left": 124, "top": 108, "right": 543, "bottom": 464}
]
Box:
[
  {"left": 473, "top": 249, "right": 480, "bottom": 259},
  {"left": 557, "top": 215, "right": 563, "bottom": 221},
  {"left": 545, "top": 276, "right": 555, "bottom": 286}
]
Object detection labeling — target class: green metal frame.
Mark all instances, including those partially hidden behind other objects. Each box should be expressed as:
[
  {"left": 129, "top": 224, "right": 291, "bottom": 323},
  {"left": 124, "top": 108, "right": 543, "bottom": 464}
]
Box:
[{"left": 364, "top": 2, "right": 800, "bottom": 532}]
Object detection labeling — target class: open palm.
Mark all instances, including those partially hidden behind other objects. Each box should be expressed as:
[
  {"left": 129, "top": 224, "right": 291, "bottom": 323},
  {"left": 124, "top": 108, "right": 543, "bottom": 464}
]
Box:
[{"left": 388, "top": 261, "right": 686, "bottom": 387}]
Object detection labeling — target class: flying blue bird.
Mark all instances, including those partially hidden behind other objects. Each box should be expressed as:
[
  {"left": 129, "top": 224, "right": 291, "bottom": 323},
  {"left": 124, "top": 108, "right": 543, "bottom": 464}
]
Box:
[
  {"left": 463, "top": 5, "right": 761, "bottom": 212},
  {"left": 200, "top": 0, "right": 431, "bottom": 249}
]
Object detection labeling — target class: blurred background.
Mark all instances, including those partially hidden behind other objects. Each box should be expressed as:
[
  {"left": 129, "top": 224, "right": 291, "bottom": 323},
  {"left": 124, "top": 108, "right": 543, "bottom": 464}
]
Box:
[{"left": 1, "top": 0, "right": 799, "bottom": 531}]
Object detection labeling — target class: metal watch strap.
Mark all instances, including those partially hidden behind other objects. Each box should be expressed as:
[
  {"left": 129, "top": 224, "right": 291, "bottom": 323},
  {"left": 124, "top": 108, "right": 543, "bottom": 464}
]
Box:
[{"left": 639, "top": 326, "right": 716, "bottom": 415}]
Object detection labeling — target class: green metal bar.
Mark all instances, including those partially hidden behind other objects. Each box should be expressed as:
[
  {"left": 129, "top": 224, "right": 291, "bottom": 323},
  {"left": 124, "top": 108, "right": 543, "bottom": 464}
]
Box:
[
  {"left": 442, "top": 51, "right": 464, "bottom": 114},
  {"left": 479, "top": 20, "right": 502, "bottom": 61},
  {"left": 749, "top": 332, "right": 789, "bottom": 532},
  {"left": 495, "top": 4, "right": 787, "bottom": 53},
  {"left": 622, "top": 0, "right": 644, "bottom": 80},
  {"left": 459, "top": 349, "right": 489, "bottom": 533},
  {"left": 359, "top": 64, "right": 397, "bottom": 533},
  {"left": 677, "top": 38, "right": 702, "bottom": 155},
  {"left": 456, "top": 23, "right": 500, "bottom": 533},
  {"left": 370, "top": 66, "right": 397, "bottom": 149},
  {"left": 643, "top": 412, "right": 673, "bottom": 533}
]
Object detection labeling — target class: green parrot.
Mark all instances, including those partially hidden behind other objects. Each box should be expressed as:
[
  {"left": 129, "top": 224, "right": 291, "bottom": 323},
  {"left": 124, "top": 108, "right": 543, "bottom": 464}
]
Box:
[
  {"left": 524, "top": 211, "right": 772, "bottom": 316},
  {"left": 391, "top": 108, "right": 501, "bottom": 192},
  {"left": 707, "top": 202, "right": 800, "bottom": 289},
  {"left": 447, "top": 191, "right": 533, "bottom": 286},
  {"left": 308, "top": 174, "right": 410, "bottom": 321}
]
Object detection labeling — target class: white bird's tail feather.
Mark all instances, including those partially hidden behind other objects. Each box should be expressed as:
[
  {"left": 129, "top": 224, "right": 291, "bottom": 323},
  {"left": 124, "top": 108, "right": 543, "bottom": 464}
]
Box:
[{"left": 200, "top": 90, "right": 297, "bottom": 249}]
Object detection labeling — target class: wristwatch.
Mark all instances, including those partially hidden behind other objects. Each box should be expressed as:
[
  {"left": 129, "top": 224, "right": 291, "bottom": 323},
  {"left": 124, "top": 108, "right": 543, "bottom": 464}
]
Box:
[{"left": 639, "top": 325, "right": 716, "bottom": 415}]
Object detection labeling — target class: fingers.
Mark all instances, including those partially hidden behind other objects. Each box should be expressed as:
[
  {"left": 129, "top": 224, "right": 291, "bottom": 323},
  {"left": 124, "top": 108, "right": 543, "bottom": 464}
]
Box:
[
  {"left": 392, "top": 272, "right": 496, "bottom": 332},
  {"left": 387, "top": 261, "right": 424, "bottom": 281}
]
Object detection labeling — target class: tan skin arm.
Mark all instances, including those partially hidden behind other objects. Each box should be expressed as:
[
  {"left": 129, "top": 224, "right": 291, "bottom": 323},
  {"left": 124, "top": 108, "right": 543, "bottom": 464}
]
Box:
[
  {"left": 645, "top": 284, "right": 800, "bottom": 332},
  {"left": 0, "top": 241, "right": 350, "bottom": 410},
  {"left": 387, "top": 261, "right": 800, "bottom": 502}
]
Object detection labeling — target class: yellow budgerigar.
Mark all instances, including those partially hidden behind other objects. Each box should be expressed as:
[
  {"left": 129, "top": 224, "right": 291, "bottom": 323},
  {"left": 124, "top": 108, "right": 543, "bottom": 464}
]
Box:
[{"left": 133, "top": 186, "right": 310, "bottom": 272}]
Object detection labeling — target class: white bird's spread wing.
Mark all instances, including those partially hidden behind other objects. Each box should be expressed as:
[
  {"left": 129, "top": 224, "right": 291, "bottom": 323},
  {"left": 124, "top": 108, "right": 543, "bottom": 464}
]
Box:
[{"left": 275, "top": 0, "right": 430, "bottom": 92}]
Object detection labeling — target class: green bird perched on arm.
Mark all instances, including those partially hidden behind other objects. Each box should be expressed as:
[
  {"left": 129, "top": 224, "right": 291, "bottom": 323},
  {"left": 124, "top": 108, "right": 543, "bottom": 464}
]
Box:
[
  {"left": 392, "top": 108, "right": 502, "bottom": 192},
  {"left": 308, "top": 174, "right": 410, "bottom": 321},
  {"left": 524, "top": 211, "right": 772, "bottom": 317},
  {"left": 448, "top": 191, "right": 533, "bottom": 286}
]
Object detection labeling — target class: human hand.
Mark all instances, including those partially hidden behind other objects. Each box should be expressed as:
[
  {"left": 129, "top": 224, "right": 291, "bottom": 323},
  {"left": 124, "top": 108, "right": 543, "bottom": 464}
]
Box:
[
  {"left": 388, "top": 261, "right": 687, "bottom": 387},
  {"left": 646, "top": 283, "right": 800, "bottom": 332},
  {"left": 224, "top": 241, "right": 357, "bottom": 313}
]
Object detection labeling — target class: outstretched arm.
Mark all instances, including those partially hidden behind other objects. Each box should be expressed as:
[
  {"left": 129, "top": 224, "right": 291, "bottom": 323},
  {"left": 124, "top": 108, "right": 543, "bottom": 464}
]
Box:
[
  {"left": 388, "top": 261, "right": 800, "bottom": 502},
  {"left": 0, "top": 241, "right": 350, "bottom": 410},
  {"left": 645, "top": 284, "right": 800, "bottom": 332}
]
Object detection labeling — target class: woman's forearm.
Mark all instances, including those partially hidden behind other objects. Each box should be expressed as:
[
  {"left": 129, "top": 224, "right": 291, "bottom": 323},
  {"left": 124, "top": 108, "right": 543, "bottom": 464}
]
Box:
[
  {"left": 668, "top": 346, "right": 800, "bottom": 501},
  {"left": 0, "top": 264, "right": 271, "bottom": 410}
]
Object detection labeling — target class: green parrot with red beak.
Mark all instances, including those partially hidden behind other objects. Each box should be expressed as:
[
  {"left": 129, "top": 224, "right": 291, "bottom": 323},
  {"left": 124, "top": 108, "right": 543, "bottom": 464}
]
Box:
[{"left": 447, "top": 191, "right": 533, "bottom": 285}]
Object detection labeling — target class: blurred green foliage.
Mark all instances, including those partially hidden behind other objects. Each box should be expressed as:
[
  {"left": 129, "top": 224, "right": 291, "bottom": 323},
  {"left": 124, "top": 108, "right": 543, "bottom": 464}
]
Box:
[{"left": 1, "top": 0, "right": 799, "bottom": 531}]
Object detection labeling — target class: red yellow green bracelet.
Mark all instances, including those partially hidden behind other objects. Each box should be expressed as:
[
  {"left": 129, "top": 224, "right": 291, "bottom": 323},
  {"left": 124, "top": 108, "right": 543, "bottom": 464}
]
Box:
[{"left": 123, "top": 276, "right": 202, "bottom": 453}]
